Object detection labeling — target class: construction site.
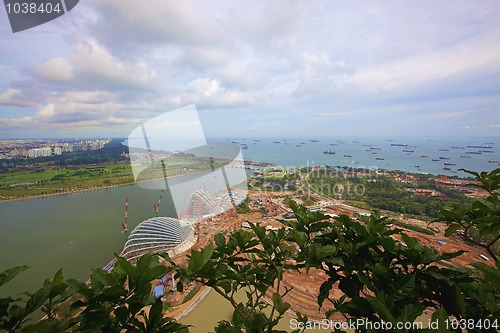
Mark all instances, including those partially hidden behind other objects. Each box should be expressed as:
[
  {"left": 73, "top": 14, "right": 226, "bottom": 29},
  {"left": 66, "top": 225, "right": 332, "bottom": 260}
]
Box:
[{"left": 147, "top": 186, "right": 496, "bottom": 323}]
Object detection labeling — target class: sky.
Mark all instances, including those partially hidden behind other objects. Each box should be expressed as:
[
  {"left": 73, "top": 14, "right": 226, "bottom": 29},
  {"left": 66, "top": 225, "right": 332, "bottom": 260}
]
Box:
[{"left": 0, "top": 0, "right": 499, "bottom": 139}]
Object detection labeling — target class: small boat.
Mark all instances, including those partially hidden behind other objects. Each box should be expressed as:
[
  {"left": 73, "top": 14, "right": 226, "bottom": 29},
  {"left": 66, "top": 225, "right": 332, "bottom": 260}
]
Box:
[
  {"left": 375, "top": 157, "right": 385, "bottom": 160},
  {"left": 415, "top": 165, "right": 420, "bottom": 168},
  {"left": 310, "top": 139, "right": 319, "bottom": 142},
  {"left": 461, "top": 155, "right": 472, "bottom": 158},
  {"left": 466, "top": 151, "right": 481, "bottom": 154},
  {"left": 439, "top": 156, "right": 450, "bottom": 160},
  {"left": 370, "top": 147, "right": 382, "bottom": 150},
  {"left": 443, "top": 167, "right": 451, "bottom": 171},
  {"left": 344, "top": 154, "right": 352, "bottom": 157},
  {"left": 468, "top": 145, "right": 492, "bottom": 149},
  {"left": 489, "top": 160, "right": 499, "bottom": 163},
  {"left": 273, "top": 141, "right": 281, "bottom": 144},
  {"left": 420, "top": 155, "right": 429, "bottom": 158},
  {"left": 323, "top": 150, "right": 335, "bottom": 154},
  {"left": 432, "top": 159, "right": 439, "bottom": 161},
  {"left": 439, "top": 149, "right": 449, "bottom": 151},
  {"left": 296, "top": 144, "right": 302, "bottom": 147},
  {"left": 451, "top": 146, "right": 465, "bottom": 149},
  {"left": 402, "top": 149, "right": 414, "bottom": 152},
  {"left": 444, "top": 162, "right": 456, "bottom": 166}
]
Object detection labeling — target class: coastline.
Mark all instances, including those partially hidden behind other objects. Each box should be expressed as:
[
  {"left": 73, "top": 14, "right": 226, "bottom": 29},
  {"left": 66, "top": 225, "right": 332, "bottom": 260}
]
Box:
[
  {"left": 0, "top": 169, "right": 210, "bottom": 204},
  {"left": 0, "top": 181, "right": 135, "bottom": 204},
  {"left": 0, "top": 163, "right": 471, "bottom": 205}
]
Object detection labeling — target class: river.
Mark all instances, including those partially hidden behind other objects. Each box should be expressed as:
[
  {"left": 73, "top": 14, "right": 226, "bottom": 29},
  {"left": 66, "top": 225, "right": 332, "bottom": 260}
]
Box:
[{"left": 0, "top": 167, "right": 249, "bottom": 298}]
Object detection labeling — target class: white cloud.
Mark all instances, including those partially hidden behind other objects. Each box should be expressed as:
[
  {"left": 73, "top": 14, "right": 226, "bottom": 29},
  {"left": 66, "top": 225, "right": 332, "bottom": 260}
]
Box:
[
  {"left": 0, "top": 88, "right": 37, "bottom": 107},
  {"left": 169, "top": 77, "right": 262, "bottom": 109},
  {"left": 30, "top": 38, "right": 160, "bottom": 92},
  {"left": 34, "top": 57, "right": 74, "bottom": 82},
  {"left": 188, "top": 78, "right": 222, "bottom": 98},
  {"left": 59, "top": 91, "right": 117, "bottom": 104},
  {"left": 349, "top": 32, "right": 500, "bottom": 96},
  {"left": 70, "top": 38, "right": 159, "bottom": 89}
]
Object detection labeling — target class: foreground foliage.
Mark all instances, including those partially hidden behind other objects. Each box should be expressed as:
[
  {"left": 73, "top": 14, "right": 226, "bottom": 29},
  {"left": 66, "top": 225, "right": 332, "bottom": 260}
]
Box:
[
  {"left": 1, "top": 169, "right": 499, "bottom": 332},
  {"left": 0, "top": 254, "right": 188, "bottom": 333}
]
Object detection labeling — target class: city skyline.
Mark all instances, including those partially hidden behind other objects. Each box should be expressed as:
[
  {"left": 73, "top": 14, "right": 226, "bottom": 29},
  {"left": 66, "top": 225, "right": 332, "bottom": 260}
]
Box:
[{"left": 1, "top": 1, "right": 500, "bottom": 139}]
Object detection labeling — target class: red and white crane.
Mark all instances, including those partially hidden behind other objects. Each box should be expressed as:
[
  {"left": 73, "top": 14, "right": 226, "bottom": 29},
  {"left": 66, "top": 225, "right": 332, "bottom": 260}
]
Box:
[
  {"left": 121, "top": 196, "right": 129, "bottom": 234},
  {"left": 153, "top": 189, "right": 164, "bottom": 217}
]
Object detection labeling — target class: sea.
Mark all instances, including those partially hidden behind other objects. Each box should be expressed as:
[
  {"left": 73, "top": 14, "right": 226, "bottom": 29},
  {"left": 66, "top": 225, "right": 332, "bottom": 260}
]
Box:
[{"left": 211, "top": 136, "right": 500, "bottom": 178}]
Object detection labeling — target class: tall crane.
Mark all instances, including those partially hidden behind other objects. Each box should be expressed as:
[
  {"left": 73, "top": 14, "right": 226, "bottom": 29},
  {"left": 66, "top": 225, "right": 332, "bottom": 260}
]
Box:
[
  {"left": 121, "top": 196, "right": 129, "bottom": 234},
  {"left": 153, "top": 189, "right": 164, "bottom": 217}
]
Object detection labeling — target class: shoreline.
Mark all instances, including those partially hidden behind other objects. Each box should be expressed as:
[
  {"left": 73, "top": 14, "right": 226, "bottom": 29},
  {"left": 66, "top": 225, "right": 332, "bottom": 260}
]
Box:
[
  {"left": 0, "top": 160, "right": 478, "bottom": 205},
  {"left": 0, "top": 169, "right": 218, "bottom": 204},
  {"left": 0, "top": 158, "right": 272, "bottom": 204}
]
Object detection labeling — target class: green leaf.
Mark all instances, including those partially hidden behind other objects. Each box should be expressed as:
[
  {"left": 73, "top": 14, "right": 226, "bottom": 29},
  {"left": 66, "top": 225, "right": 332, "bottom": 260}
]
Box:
[
  {"left": 54, "top": 268, "right": 65, "bottom": 283},
  {"left": 401, "top": 233, "right": 419, "bottom": 249},
  {"left": 49, "top": 282, "right": 68, "bottom": 300},
  {"left": 271, "top": 292, "right": 290, "bottom": 315},
  {"left": 24, "top": 286, "right": 50, "bottom": 316},
  {"left": 102, "top": 285, "right": 128, "bottom": 298},
  {"left": 188, "top": 243, "right": 214, "bottom": 273},
  {"left": 116, "top": 255, "right": 137, "bottom": 281},
  {"left": 444, "top": 223, "right": 462, "bottom": 237},
  {"left": 148, "top": 298, "right": 163, "bottom": 328},
  {"left": 380, "top": 237, "right": 396, "bottom": 252},
  {"left": 439, "top": 250, "right": 465, "bottom": 261},
  {"left": 366, "top": 295, "right": 395, "bottom": 323},
  {"left": 0, "top": 266, "right": 29, "bottom": 288},
  {"left": 214, "top": 233, "right": 226, "bottom": 249},
  {"left": 392, "top": 275, "right": 415, "bottom": 302},
  {"left": 318, "top": 279, "right": 334, "bottom": 307},
  {"left": 147, "top": 265, "right": 169, "bottom": 280},
  {"left": 398, "top": 303, "right": 425, "bottom": 322},
  {"left": 430, "top": 307, "right": 450, "bottom": 333},
  {"left": 471, "top": 262, "right": 500, "bottom": 280},
  {"left": 136, "top": 252, "right": 154, "bottom": 272},
  {"left": 372, "top": 262, "right": 391, "bottom": 286}
]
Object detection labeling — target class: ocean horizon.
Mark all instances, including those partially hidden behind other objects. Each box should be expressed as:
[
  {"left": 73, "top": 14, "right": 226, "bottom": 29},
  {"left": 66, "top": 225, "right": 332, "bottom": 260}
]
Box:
[{"left": 209, "top": 136, "right": 500, "bottom": 178}]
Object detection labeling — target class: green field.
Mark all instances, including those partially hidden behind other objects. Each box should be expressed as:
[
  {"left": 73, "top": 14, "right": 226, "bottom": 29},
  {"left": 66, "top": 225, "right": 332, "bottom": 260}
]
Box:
[
  {"left": 0, "top": 155, "right": 232, "bottom": 201},
  {"left": 0, "top": 163, "right": 134, "bottom": 200}
]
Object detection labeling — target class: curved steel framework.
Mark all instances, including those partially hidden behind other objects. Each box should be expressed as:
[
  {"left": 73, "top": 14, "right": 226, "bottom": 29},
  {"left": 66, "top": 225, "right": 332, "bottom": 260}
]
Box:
[
  {"left": 180, "top": 188, "right": 225, "bottom": 220},
  {"left": 121, "top": 217, "right": 192, "bottom": 261}
]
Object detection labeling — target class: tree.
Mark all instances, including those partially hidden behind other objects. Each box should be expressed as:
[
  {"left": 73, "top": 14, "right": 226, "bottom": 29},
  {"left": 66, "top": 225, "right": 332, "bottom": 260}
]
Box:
[
  {"left": 0, "top": 254, "right": 188, "bottom": 333},
  {"left": 436, "top": 168, "right": 500, "bottom": 262}
]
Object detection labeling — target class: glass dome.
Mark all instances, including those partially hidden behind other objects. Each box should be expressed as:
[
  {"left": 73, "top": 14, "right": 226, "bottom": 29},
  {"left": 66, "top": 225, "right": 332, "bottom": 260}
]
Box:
[{"left": 121, "top": 217, "right": 192, "bottom": 261}]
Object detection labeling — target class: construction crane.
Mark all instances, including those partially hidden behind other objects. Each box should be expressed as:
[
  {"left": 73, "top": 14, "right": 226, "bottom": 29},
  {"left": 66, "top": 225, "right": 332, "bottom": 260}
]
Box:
[
  {"left": 121, "top": 196, "right": 129, "bottom": 234},
  {"left": 153, "top": 189, "right": 164, "bottom": 217}
]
